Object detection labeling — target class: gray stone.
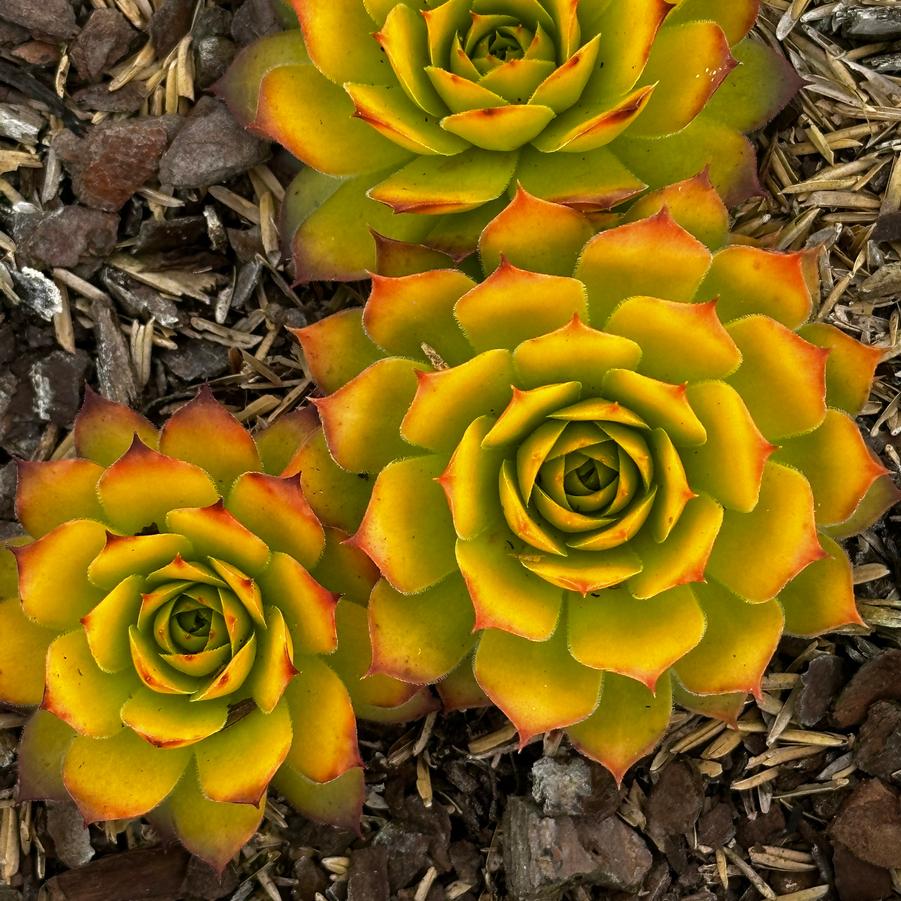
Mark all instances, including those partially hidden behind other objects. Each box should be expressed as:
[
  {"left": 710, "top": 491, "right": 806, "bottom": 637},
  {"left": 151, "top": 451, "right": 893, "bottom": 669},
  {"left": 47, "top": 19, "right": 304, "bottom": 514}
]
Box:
[
  {"left": 92, "top": 295, "right": 139, "bottom": 406},
  {"left": 835, "top": 7, "right": 901, "bottom": 40},
  {"left": 46, "top": 801, "right": 94, "bottom": 868},
  {"left": 29, "top": 350, "right": 90, "bottom": 426},
  {"left": 0, "top": 0, "right": 77, "bottom": 39},
  {"left": 157, "top": 96, "right": 268, "bottom": 188},
  {"left": 16, "top": 206, "right": 119, "bottom": 269},
  {"left": 532, "top": 757, "right": 594, "bottom": 816}
]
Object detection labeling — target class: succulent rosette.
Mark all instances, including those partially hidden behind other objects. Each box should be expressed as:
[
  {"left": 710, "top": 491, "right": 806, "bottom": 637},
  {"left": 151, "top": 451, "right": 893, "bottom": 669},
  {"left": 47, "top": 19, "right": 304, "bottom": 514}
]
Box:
[
  {"left": 292, "top": 176, "right": 899, "bottom": 779},
  {"left": 0, "top": 389, "right": 427, "bottom": 869},
  {"left": 220, "top": 0, "right": 800, "bottom": 281}
]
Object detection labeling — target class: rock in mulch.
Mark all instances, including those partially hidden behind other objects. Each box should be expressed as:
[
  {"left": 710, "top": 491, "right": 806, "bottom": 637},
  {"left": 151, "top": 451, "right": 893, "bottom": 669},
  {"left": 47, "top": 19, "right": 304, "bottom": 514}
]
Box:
[
  {"left": 833, "top": 843, "right": 894, "bottom": 901},
  {"left": 69, "top": 9, "right": 137, "bottom": 83},
  {"left": 856, "top": 700, "right": 901, "bottom": 781},
  {"left": 531, "top": 756, "right": 620, "bottom": 818},
  {"left": 834, "top": 7, "right": 901, "bottom": 40},
  {"left": 0, "top": 0, "right": 77, "bottom": 39},
  {"left": 797, "top": 653, "right": 844, "bottom": 727},
  {"left": 73, "top": 82, "right": 147, "bottom": 115},
  {"left": 157, "top": 96, "right": 268, "bottom": 189},
  {"left": 646, "top": 761, "right": 705, "bottom": 838},
  {"left": 834, "top": 650, "right": 901, "bottom": 728},
  {"left": 92, "top": 295, "right": 139, "bottom": 406},
  {"left": 44, "top": 801, "right": 94, "bottom": 869},
  {"left": 347, "top": 846, "right": 390, "bottom": 901},
  {"left": 502, "top": 796, "right": 652, "bottom": 900},
  {"left": 54, "top": 118, "right": 173, "bottom": 212},
  {"left": 16, "top": 205, "right": 119, "bottom": 270},
  {"left": 29, "top": 350, "right": 90, "bottom": 426},
  {"left": 149, "top": 0, "right": 193, "bottom": 56},
  {"left": 195, "top": 36, "right": 236, "bottom": 90},
  {"left": 230, "top": 0, "right": 282, "bottom": 46},
  {"left": 831, "top": 779, "right": 901, "bottom": 869},
  {"left": 159, "top": 339, "right": 230, "bottom": 382}
]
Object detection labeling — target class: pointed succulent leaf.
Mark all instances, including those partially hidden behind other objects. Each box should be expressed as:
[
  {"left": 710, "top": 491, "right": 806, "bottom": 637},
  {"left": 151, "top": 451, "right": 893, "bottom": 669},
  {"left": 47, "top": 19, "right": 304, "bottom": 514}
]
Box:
[
  {"left": 351, "top": 455, "right": 457, "bottom": 594},
  {"left": 255, "top": 407, "right": 320, "bottom": 477},
  {"left": 0, "top": 590, "right": 55, "bottom": 706},
  {"left": 726, "top": 316, "right": 828, "bottom": 441},
  {"left": 474, "top": 625, "right": 602, "bottom": 742},
  {"left": 567, "top": 673, "right": 672, "bottom": 783},
  {"left": 605, "top": 298, "right": 741, "bottom": 383},
  {"left": 363, "top": 270, "right": 476, "bottom": 366},
  {"left": 575, "top": 211, "right": 712, "bottom": 325},
  {"left": 286, "top": 429, "right": 373, "bottom": 535},
  {"left": 614, "top": 116, "right": 761, "bottom": 207},
  {"left": 17, "top": 710, "right": 76, "bottom": 802},
  {"left": 568, "top": 586, "right": 705, "bottom": 690},
  {"left": 455, "top": 261, "right": 588, "bottom": 351},
  {"left": 16, "top": 459, "right": 105, "bottom": 538},
  {"left": 74, "top": 387, "right": 158, "bottom": 466},
  {"left": 158, "top": 387, "right": 261, "bottom": 492},
  {"left": 624, "top": 172, "right": 731, "bottom": 250},
  {"left": 706, "top": 462, "right": 825, "bottom": 603},
  {"left": 631, "top": 22, "right": 737, "bottom": 138},
  {"left": 479, "top": 186, "right": 593, "bottom": 276},
  {"left": 63, "top": 728, "right": 189, "bottom": 822},
  {"left": 314, "top": 357, "right": 427, "bottom": 474},
  {"left": 284, "top": 167, "right": 433, "bottom": 282},
  {"left": 705, "top": 38, "right": 803, "bottom": 133},
  {"left": 699, "top": 245, "right": 813, "bottom": 327},
  {"left": 272, "top": 766, "right": 364, "bottom": 834},
  {"left": 97, "top": 440, "right": 219, "bottom": 535},
  {"left": 227, "top": 472, "right": 325, "bottom": 569},
  {"left": 164, "top": 770, "right": 266, "bottom": 872},
  {"left": 798, "top": 323, "right": 883, "bottom": 416},
  {"left": 195, "top": 702, "right": 292, "bottom": 805},
  {"left": 14, "top": 520, "right": 107, "bottom": 630},
  {"left": 254, "top": 64, "right": 412, "bottom": 176},
  {"left": 119, "top": 689, "right": 228, "bottom": 749},
  {"left": 369, "top": 573, "right": 475, "bottom": 682},
  {"left": 293, "top": 310, "right": 385, "bottom": 396},
  {"left": 776, "top": 410, "right": 888, "bottom": 527},
  {"left": 283, "top": 657, "right": 362, "bottom": 782},
  {"left": 369, "top": 149, "right": 518, "bottom": 214},
  {"left": 778, "top": 535, "right": 865, "bottom": 636},
  {"left": 674, "top": 582, "right": 783, "bottom": 697}
]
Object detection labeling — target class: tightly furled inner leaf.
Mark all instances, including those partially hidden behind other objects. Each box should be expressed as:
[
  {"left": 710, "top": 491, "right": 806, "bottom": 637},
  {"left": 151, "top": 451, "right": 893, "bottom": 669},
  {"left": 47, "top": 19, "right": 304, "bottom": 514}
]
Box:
[{"left": 220, "top": 0, "right": 801, "bottom": 280}]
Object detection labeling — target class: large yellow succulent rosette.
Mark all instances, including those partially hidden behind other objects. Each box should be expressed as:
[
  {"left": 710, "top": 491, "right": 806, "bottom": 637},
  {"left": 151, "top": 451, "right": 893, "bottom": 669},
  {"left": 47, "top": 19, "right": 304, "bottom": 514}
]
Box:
[
  {"left": 0, "top": 390, "right": 430, "bottom": 868},
  {"left": 220, "top": 0, "right": 800, "bottom": 280},
  {"left": 291, "top": 177, "right": 898, "bottom": 779}
]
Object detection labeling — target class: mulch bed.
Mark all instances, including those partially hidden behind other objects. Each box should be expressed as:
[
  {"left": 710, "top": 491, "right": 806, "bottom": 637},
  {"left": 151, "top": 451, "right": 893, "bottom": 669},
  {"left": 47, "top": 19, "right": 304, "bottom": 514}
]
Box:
[{"left": 1, "top": 0, "right": 900, "bottom": 899}]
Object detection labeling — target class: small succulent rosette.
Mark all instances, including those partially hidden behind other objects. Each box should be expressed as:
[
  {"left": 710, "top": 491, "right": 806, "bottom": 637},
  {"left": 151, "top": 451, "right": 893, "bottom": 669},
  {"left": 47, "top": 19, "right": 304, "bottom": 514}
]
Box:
[
  {"left": 0, "top": 389, "right": 423, "bottom": 869},
  {"left": 220, "top": 0, "right": 800, "bottom": 281},
  {"left": 292, "top": 176, "right": 899, "bottom": 780}
]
